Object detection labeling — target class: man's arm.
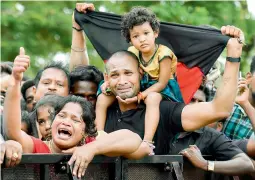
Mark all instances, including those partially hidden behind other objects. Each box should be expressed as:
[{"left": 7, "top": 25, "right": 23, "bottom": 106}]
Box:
[
  {"left": 69, "top": 3, "right": 95, "bottom": 71},
  {"left": 181, "top": 145, "right": 254, "bottom": 175},
  {"left": 3, "top": 47, "right": 34, "bottom": 153},
  {"left": 182, "top": 26, "right": 243, "bottom": 131}
]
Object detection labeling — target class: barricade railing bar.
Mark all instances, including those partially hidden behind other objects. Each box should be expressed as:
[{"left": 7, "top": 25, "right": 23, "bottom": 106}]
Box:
[{"left": 1, "top": 154, "right": 245, "bottom": 180}]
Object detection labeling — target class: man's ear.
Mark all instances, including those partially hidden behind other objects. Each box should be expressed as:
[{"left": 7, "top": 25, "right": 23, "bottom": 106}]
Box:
[
  {"left": 104, "top": 73, "right": 109, "bottom": 81},
  {"left": 32, "top": 86, "right": 37, "bottom": 94},
  {"left": 217, "top": 122, "right": 224, "bottom": 132},
  {"left": 246, "top": 72, "right": 252, "bottom": 84}
]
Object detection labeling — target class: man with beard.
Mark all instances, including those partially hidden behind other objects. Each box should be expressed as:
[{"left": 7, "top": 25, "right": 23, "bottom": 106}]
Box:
[{"left": 223, "top": 56, "right": 255, "bottom": 140}]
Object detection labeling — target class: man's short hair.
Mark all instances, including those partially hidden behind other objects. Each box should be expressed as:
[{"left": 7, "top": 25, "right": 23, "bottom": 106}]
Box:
[
  {"left": 0, "top": 63, "right": 12, "bottom": 75},
  {"left": 250, "top": 56, "right": 255, "bottom": 74},
  {"left": 21, "top": 80, "right": 35, "bottom": 101},
  {"left": 33, "top": 61, "right": 70, "bottom": 90},
  {"left": 70, "top": 65, "right": 103, "bottom": 88},
  {"left": 106, "top": 50, "right": 139, "bottom": 74}
]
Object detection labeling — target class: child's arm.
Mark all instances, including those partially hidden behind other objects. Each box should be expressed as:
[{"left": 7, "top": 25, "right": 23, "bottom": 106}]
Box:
[{"left": 141, "top": 57, "right": 172, "bottom": 98}]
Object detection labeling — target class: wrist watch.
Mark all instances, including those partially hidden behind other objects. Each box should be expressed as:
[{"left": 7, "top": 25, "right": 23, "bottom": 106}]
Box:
[{"left": 207, "top": 161, "right": 215, "bottom": 171}]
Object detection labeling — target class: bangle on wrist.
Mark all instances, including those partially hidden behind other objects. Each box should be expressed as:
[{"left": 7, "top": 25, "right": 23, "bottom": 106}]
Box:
[
  {"left": 72, "top": 26, "right": 83, "bottom": 31},
  {"left": 71, "top": 46, "right": 85, "bottom": 52},
  {"left": 137, "top": 92, "right": 145, "bottom": 104},
  {"left": 226, "top": 57, "right": 241, "bottom": 62}
]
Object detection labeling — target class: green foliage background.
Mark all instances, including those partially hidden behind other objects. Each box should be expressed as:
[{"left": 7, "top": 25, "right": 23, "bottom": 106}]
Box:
[{"left": 1, "top": 1, "right": 255, "bottom": 78}]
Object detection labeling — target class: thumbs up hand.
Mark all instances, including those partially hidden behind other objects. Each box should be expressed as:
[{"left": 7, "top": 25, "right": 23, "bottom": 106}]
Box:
[{"left": 12, "top": 47, "right": 30, "bottom": 82}]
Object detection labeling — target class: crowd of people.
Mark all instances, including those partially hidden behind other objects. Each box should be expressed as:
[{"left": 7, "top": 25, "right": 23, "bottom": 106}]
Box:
[{"left": 1, "top": 2, "right": 255, "bottom": 179}]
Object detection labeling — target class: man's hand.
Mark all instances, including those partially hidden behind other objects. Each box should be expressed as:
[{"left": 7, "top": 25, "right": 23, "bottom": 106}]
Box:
[
  {"left": 180, "top": 145, "right": 207, "bottom": 171},
  {"left": 235, "top": 79, "right": 249, "bottom": 106},
  {"left": 67, "top": 145, "right": 96, "bottom": 179},
  {"left": 221, "top": 25, "right": 244, "bottom": 58},
  {"left": 0, "top": 140, "right": 22, "bottom": 168},
  {"left": 72, "top": 3, "right": 95, "bottom": 29},
  {"left": 12, "top": 47, "right": 30, "bottom": 82}
]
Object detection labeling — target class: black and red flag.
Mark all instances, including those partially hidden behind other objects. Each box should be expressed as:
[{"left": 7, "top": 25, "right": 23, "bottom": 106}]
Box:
[{"left": 74, "top": 9, "right": 230, "bottom": 104}]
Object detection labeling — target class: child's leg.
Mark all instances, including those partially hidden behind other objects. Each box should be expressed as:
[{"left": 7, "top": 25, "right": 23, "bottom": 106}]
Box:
[
  {"left": 95, "top": 94, "right": 115, "bottom": 131},
  {"left": 143, "top": 92, "right": 162, "bottom": 142}
]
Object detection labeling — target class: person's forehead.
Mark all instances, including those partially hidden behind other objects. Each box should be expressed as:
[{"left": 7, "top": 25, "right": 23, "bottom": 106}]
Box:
[
  {"left": 108, "top": 55, "right": 137, "bottom": 72},
  {"left": 41, "top": 68, "right": 67, "bottom": 81},
  {"left": 0, "top": 75, "right": 10, "bottom": 89},
  {"left": 25, "top": 86, "right": 35, "bottom": 96},
  {"left": 37, "top": 105, "right": 52, "bottom": 116},
  {"left": 130, "top": 22, "right": 151, "bottom": 33},
  {"left": 73, "top": 81, "right": 97, "bottom": 93},
  {"left": 61, "top": 102, "right": 83, "bottom": 117}
]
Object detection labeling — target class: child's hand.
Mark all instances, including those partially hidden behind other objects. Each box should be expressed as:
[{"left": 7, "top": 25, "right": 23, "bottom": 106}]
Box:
[
  {"left": 100, "top": 81, "right": 112, "bottom": 95},
  {"left": 116, "top": 96, "right": 138, "bottom": 104}
]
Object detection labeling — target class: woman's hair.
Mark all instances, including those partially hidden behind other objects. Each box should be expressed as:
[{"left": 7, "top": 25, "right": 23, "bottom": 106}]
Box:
[
  {"left": 121, "top": 7, "right": 160, "bottom": 43},
  {"left": 56, "top": 95, "right": 97, "bottom": 138}
]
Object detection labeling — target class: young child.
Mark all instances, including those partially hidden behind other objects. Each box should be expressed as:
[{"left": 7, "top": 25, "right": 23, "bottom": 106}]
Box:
[{"left": 96, "top": 7, "right": 183, "bottom": 154}]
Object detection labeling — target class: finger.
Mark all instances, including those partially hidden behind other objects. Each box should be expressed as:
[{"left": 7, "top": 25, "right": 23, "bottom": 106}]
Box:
[
  {"left": 14, "top": 62, "right": 29, "bottom": 69},
  {"left": 81, "top": 4, "right": 87, "bottom": 13},
  {"left": 0, "top": 145, "right": 5, "bottom": 164},
  {"left": 14, "top": 149, "right": 22, "bottom": 166},
  {"left": 20, "top": 47, "right": 25, "bottom": 56},
  {"left": 78, "top": 159, "right": 86, "bottom": 178},
  {"left": 225, "top": 25, "right": 230, "bottom": 35},
  {"left": 13, "top": 67, "right": 26, "bottom": 74},
  {"left": 221, "top": 26, "right": 226, "bottom": 35},
  {"left": 233, "top": 28, "right": 241, "bottom": 38},
  {"left": 72, "top": 157, "right": 81, "bottom": 176},
  {"left": 88, "top": 3, "right": 95, "bottom": 11},
  {"left": 116, "top": 96, "right": 126, "bottom": 103},
  {"left": 229, "top": 26, "right": 235, "bottom": 36},
  {"left": 68, "top": 154, "right": 77, "bottom": 166},
  {"left": 238, "top": 84, "right": 248, "bottom": 89},
  {"left": 62, "top": 147, "right": 76, "bottom": 154},
  {"left": 4, "top": 148, "right": 13, "bottom": 168}
]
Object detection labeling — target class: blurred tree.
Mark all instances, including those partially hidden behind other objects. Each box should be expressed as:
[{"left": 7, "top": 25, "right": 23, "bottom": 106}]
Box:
[{"left": 1, "top": 1, "right": 254, "bottom": 77}]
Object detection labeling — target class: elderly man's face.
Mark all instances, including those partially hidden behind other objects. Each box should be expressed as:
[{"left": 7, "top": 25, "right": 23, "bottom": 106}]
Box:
[{"left": 106, "top": 55, "right": 140, "bottom": 100}]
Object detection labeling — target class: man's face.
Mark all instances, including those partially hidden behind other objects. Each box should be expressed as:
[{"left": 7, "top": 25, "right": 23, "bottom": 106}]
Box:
[
  {"left": 0, "top": 74, "right": 10, "bottom": 107},
  {"left": 250, "top": 72, "right": 255, "bottom": 101},
  {"left": 106, "top": 55, "right": 140, "bottom": 100},
  {"left": 72, "top": 81, "right": 97, "bottom": 108},
  {"left": 25, "top": 86, "right": 36, "bottom": 112},
  {"left": 35, "top": 68, "right": 69, "bottom": 101},
  {"left": 190, "top": 89, "right": 206, "bottom": 104}
]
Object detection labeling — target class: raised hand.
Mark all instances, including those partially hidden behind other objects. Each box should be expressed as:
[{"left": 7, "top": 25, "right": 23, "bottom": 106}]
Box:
[
  {"left": 221, "top": 26, "right": 244, "bottom": 58},
  {"left": 235, "top": 79, "right": 249, "bottom": 106},
  {"left": 12, "top": 47, "right": 30, "bottom": 82},
  {"left": 76, "top": 3, "right": 95, "bottom": 13}
]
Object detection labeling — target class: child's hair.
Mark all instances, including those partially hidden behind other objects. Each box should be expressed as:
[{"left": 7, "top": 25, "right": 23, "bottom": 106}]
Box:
[{"left": 121, "top": 7, "right": 160, "bottom": 43}]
